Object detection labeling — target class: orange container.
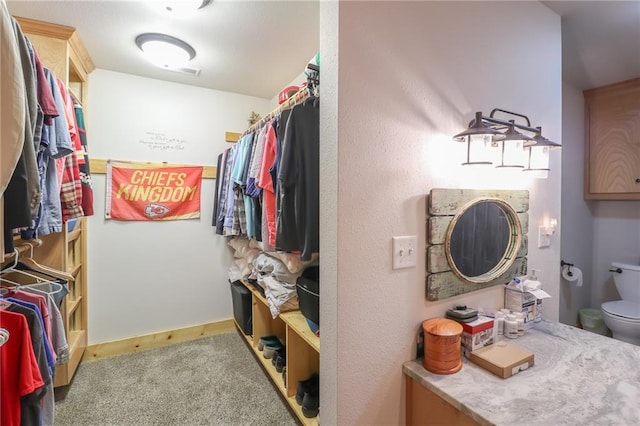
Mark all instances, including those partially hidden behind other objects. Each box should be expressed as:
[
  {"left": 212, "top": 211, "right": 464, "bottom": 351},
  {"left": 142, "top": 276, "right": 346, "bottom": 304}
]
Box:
[{"left": 422, "top": 318, "right": 463, "bottom": 374}]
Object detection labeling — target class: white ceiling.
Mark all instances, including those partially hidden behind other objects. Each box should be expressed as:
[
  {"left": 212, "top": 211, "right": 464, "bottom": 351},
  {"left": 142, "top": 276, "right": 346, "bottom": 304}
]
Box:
[
  {"left": 6, "top": 1, "right": 638, "bottom": 98},
  {"left": 6, "top": 0, "right": 320, "bottom": 99},
  {"left": 542, "top": 0, "right": 640, "bottom": 90}
]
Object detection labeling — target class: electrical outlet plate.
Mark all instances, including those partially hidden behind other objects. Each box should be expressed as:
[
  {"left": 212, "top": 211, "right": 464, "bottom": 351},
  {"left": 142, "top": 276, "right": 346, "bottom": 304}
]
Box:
[{"left": 392, "top": 235, "right": 417, "bottom": 269}]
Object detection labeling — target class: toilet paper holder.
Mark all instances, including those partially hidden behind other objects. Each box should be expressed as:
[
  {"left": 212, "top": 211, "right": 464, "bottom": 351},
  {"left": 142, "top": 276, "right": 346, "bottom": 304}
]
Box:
[{"left": 561, "top": 260, "right": 574, "bottom": 276}]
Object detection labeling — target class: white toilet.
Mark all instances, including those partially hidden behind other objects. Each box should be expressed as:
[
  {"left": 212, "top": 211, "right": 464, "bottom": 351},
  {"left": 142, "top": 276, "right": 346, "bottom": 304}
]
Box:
[{"left": 601, "top": 262, "right": 640, "bottom": 345}]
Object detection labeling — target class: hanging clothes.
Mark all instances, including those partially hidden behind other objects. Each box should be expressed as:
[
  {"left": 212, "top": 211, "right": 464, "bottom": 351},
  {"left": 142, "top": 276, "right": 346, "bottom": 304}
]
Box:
[
  {"left": 276, "top": 98, "right": 320, "bottom": 260},
  {"left": 74, "top": 99, "right": 94, "bottom": 216},
  {"left": 0, "top": 1, "right": 25, "bottom": 195},
  {"left": 0, "top": 308, "right": 46, "bottom": 426}
]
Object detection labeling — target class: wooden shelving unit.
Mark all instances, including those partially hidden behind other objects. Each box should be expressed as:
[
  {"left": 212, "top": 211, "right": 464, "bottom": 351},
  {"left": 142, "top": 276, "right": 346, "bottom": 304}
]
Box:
[
  {"left": 234, "top": 280, "right": 319, "bottom": 426},
  {"left": 14, "top": 16, "right": 94, "bottom": 387}
]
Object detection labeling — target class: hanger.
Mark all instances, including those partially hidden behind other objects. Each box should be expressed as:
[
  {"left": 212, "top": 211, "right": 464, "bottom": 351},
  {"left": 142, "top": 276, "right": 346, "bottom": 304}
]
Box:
[
  {"left": 0, "top": 328, "right": 9, "bottom": 347},
  {"left": 13, "top": 242, "right": 75, "bottom": 283}
]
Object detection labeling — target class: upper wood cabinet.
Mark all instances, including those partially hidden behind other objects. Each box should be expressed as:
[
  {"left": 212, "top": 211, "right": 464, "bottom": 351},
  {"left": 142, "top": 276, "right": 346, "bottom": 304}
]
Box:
[
  {"left": 583, "top": 78, "right": 640, "bottom": 200},
  {"left": 15, "top": 17, "right": 94, "bottom": 106}
]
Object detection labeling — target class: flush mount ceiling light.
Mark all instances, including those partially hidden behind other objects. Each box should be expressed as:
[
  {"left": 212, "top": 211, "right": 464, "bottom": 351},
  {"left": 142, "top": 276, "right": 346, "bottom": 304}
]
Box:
[
  {"left": 136, "top": 33, "right": 196, "bottom": 69},
  {"left": 452, "top": 109, "right": 561, "bottom": 177}
]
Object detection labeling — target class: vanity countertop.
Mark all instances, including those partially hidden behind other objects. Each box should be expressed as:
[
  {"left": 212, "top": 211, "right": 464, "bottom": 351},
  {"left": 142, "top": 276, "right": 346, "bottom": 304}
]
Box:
[{"left": 403, "top": 321, "right": 640, "bottom": 425}]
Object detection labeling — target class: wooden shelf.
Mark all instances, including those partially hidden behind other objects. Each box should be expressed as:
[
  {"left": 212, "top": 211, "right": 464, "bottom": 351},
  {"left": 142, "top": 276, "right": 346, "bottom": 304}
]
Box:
[
  {"left": 287, "top": 395, "right": 319, "bottom": 426},
  {"left": 68, "top": 263, "right": 82, "bottom": 277},
  {"left": 237, "top": 280, "right": 319, "bottom": 425},
  {"left": 15, "top": 18, "right": 91, "bottom": 389},
  {"left": 67, "top": 227, "right": 82, "bottom": 242},
  {"left": 281, "top": 311, "right": 319, "bottom": 353},
  {"left": 67, "top": 296, "right": 82, "bottom": 318}
]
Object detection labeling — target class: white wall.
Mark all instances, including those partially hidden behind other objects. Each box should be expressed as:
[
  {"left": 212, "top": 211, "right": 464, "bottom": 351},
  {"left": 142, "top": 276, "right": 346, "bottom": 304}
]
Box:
[
  {"left": 86, "top": 69, "right": 271, "bottom": 344},
  {"left": 560, "top": 82, "right": 594, "bottom": 325},
  {"left": 321, "top": 2, "right": 561, "bottom": 424}
]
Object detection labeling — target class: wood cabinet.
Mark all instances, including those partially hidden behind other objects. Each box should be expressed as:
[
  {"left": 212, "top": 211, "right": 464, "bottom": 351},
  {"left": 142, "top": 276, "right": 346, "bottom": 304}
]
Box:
[
  {"left": 405, "top": 376, "right": 479, "bottom": 426},
  {"left": 14, "top": 17, "right": 93, "bottom": 387},
  {"left": 584, "top": 78, "right": 640, "bottom": 200},
  {"left": 236, "top": 280, "right": 320, "bottom": 425}
]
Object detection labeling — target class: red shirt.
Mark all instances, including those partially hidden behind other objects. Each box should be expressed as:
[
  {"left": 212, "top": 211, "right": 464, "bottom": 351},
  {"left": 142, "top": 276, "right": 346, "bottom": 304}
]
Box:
[{"left": 0, "top": 309, "right": 45, "bottom": 426}]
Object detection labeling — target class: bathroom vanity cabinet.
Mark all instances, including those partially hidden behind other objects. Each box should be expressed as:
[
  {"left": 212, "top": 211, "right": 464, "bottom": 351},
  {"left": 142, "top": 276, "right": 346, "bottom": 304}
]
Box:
[
  {"left": 403, "top": 321, "right": 640, "bottom": 425},
  {"left": 583, "top": 78, "right": 640, "bottom": 200}
]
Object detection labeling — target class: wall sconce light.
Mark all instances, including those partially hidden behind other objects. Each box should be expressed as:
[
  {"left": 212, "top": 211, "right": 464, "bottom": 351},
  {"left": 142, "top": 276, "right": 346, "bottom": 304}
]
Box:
[
  {"left": 493, "top": 120, "right": 534, "bottom": 168},
  {"left": 523, "top": 127, "right": 563, "bottom": 177},
  {"left": 452, "top": 112, "right": 502, "bottom": 166},
  {"left": 136, "top": 33, "right": 196, "bottom": 69},
  {"left": 538, "top": 217, "right": 558, "bottom": 248},
  {"left": 452, "top": 109, "right": 561, "bottom": 177}
]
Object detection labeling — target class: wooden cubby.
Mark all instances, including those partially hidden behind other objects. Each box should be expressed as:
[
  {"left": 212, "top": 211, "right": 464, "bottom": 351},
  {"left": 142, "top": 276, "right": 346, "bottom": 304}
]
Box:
[{"left": 235, "top": 280, "right": 320, "bottom": 426}]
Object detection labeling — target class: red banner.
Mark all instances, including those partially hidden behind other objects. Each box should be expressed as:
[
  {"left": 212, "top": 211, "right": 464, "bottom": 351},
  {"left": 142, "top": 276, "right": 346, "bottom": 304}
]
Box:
[{"left": 105, "top": 161, "right": 202, "bottom": 221}]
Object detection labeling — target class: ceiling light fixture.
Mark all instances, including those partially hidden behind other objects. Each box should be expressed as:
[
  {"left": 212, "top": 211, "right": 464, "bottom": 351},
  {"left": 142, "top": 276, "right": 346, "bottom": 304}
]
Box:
[
  {"left": 135, "top": 33, "right": 196, "bottom": 69},
  {"left": 452, "top": 109, "right": 561, "bottom": 177},
  {"left": 163, "top": 0, "right": 212, "bottom": 14}
]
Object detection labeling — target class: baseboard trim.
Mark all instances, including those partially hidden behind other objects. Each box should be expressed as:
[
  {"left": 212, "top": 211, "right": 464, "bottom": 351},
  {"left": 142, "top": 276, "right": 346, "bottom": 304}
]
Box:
[{"left": 83, "top": 319, "right": 236, "bottom": 360}]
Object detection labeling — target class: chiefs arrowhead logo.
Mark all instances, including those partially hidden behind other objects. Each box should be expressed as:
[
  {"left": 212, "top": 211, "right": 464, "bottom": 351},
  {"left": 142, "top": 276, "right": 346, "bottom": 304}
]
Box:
[{"left": 144, "top": 203, "right": 170, "bottom": 218}]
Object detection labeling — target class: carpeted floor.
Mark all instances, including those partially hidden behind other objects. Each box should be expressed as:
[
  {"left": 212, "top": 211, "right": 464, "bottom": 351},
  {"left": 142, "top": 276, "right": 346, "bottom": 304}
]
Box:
[{"left": 54, "top": 332, "right": 298, "bottom": 426}]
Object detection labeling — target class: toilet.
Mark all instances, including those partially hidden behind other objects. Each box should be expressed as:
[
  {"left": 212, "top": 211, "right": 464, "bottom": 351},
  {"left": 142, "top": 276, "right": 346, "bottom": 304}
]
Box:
[{"left": 601, "top": 262, "right": 640, "bottom": 345}]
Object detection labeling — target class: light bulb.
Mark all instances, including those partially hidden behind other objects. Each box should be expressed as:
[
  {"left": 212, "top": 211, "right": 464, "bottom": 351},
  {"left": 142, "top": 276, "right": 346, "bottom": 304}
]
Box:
[{"left": 140, "top": 40, "right": 191, "bottom": 68}]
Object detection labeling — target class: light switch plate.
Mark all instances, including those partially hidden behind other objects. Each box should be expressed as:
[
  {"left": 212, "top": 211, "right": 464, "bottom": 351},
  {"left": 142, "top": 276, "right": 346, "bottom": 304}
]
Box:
[{"left": 392, "top": 235, "right": 417, "bottom": 269}]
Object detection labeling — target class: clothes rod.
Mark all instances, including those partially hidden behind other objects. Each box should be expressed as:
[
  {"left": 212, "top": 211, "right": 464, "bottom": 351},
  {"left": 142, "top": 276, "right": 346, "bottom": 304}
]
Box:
[{"left": 225, "top": 86, "right": 314, "bottom": 143}]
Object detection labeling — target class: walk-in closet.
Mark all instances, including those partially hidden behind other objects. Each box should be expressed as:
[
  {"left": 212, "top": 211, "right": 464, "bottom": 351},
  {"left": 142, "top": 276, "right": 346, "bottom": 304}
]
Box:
[{"left": 1, "top": 1, "right": 320, "bottom": 425}]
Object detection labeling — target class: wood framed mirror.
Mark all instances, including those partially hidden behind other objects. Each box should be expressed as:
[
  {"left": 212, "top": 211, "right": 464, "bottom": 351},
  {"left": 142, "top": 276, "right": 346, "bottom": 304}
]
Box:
[
  {"left": 445, "top": 197, "right": 521, "bottom": 284},
  {"left": 426, "top": 189, "right": 529, "bottom": 301}
]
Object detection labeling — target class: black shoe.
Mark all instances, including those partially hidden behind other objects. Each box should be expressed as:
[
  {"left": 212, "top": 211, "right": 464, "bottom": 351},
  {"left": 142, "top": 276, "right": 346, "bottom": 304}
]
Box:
[
  {"left": 275, "top": 353, "right": 286, "bottom": 373},
  {"left": 271, "top": 347, "right": 286, "bottom": 367},
  {"left": 296, "top": 373, "right": 319, "bottom": 405},
  {"left": 302, "top": 391, "right": 319, "bottom": 418}
]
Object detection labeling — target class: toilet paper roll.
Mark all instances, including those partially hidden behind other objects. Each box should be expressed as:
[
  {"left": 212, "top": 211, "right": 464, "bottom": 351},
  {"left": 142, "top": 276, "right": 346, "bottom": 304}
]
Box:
[{"left": 562, "top": 265, "right": 583, "bottom": 287}]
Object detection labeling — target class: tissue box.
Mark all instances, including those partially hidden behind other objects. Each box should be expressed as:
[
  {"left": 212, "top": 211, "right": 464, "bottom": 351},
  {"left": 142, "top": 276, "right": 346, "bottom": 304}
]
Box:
[
  {"left": 460, "top": 316, "right": 494, "bottom": 357},
  {"left": 504, "top": 287, "right": 537, "bottom": 328}
]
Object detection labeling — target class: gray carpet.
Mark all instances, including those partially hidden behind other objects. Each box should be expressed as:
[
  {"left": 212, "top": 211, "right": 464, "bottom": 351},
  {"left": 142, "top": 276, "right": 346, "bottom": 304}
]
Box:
[{"left": 54, "top": 332, "right": 298, "bottom": 426}]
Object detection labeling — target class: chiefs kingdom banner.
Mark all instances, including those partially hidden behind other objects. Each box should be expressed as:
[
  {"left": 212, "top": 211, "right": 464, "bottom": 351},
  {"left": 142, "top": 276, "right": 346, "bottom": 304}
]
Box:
[{"left": 105, "top": 161, "right": 203, "bottom": 221}]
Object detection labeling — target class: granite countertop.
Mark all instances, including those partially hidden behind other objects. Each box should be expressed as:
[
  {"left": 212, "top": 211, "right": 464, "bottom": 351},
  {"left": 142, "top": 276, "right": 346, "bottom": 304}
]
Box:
[{"left": 403, "top": 321, "right": 640, "bottom": 425}]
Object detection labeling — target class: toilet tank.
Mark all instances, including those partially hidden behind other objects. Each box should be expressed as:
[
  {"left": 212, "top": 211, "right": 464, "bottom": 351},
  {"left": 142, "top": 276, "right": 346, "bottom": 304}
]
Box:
[{"left": 612, "top": 262, "right": 640, "bottom": 303}]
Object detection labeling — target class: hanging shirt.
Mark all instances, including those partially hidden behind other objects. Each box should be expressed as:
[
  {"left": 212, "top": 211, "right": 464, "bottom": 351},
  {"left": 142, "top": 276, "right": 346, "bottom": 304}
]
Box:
[
  {"left": 11, "top": 17, "right": 40, "bottom": 215},
  {"left": 4, "top": 299, "right": 52, "bottom": 426},
  {"left": 214, "top": 149, "right": 230, "bottom": 235},
  {"left": 223, "top": 144, "right": 240, "bottom": 234},
  {"left": 247, "top": 125, "right": 268, "bottom": 197},
  {"left": 74, "top": 99, "right": 94, "bottom": 216},
  {"left": 0, "top": 309, "right": 45, "bottom": 426},
  {"left": 258, "top": 120, "right": 278, "bottom": 248},
  {"left": 0, "top": 0, "right": 25, "bottom": 195},
  {"left": 6, "top": 297, "right": 55, "bottom": 373},
  {"left": 56, "top": 79, "right": 83, "bottom": 222},
  {"left": 276, "top": 99, "right": 320, "bottom": 260},
  {"left": 37, "top": 68, "right": 74, "bottom": 236}
]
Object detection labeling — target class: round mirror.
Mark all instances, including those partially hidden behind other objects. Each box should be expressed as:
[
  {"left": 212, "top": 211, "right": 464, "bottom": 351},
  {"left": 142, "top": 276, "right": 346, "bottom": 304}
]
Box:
[{"left": 445, "top": 197, "right": 521, "bottom": 284}]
